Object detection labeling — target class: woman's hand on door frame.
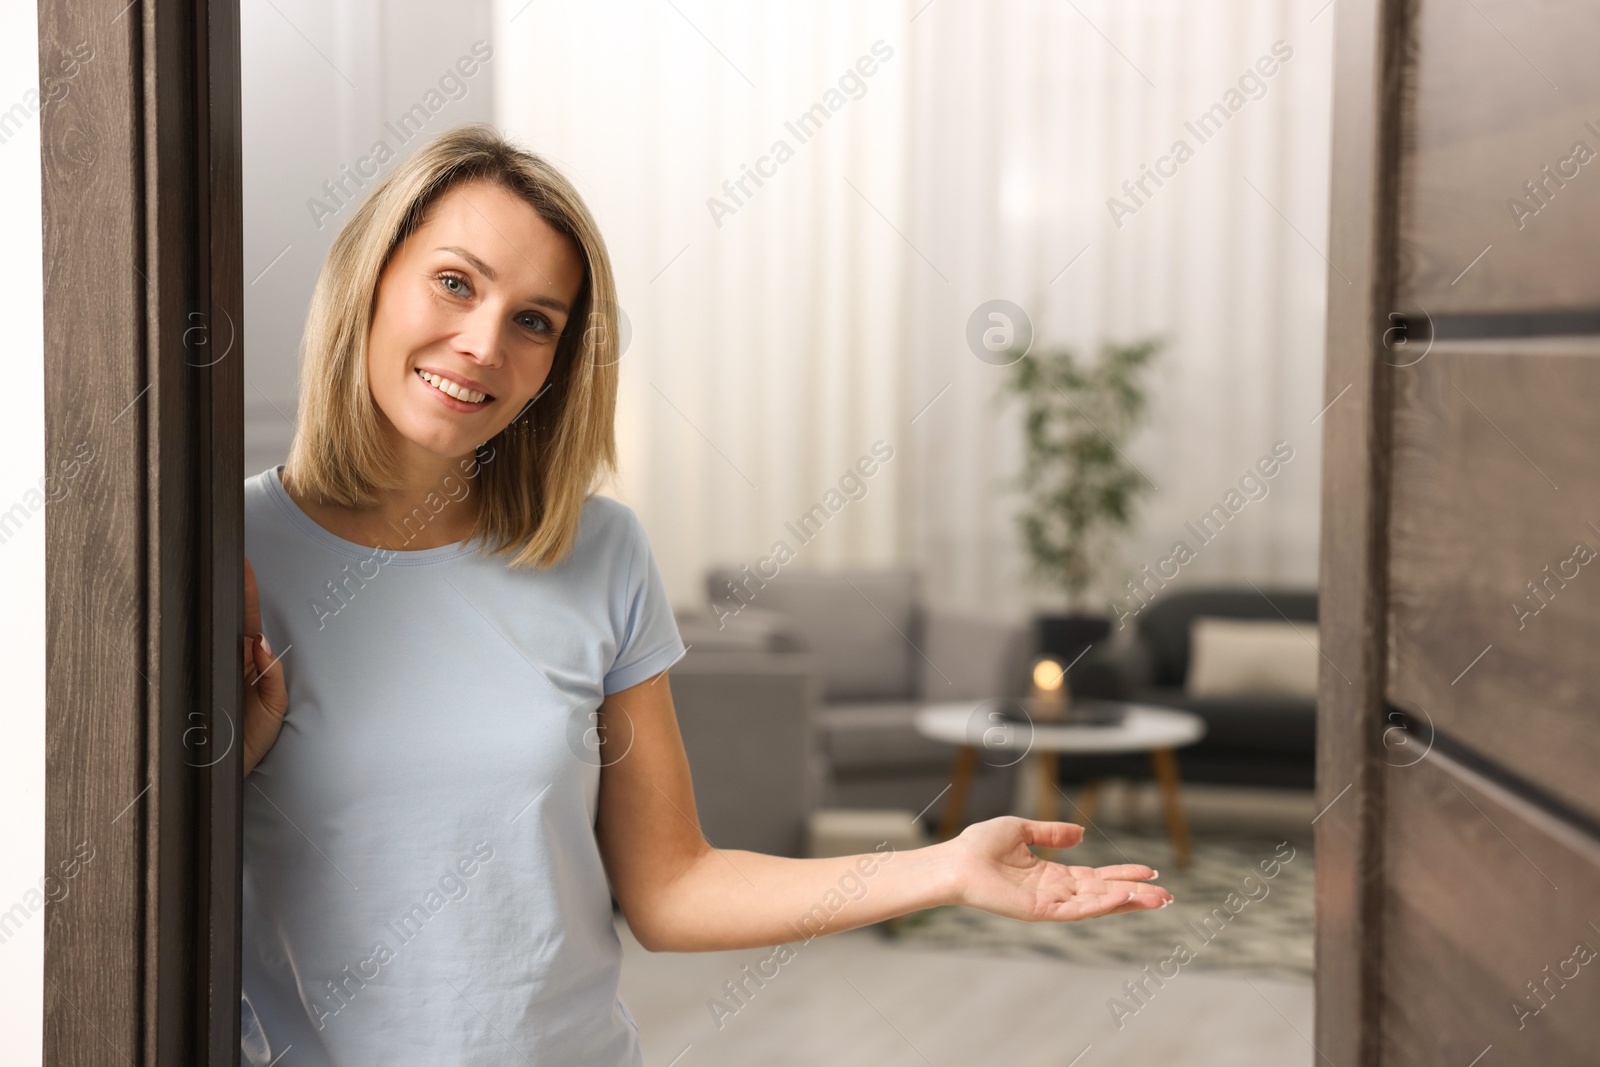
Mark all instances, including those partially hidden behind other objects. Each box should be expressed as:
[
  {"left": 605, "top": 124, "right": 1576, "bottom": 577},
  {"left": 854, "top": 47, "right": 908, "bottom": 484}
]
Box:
[{"left": 242, "top": 555, "right": 288, "bottom": 775}]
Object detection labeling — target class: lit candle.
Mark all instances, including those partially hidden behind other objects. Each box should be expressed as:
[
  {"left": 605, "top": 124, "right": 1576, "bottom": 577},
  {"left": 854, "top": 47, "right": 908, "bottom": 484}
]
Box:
[{"left": 1030, "top": 657, "right": 1067, "bottom": 722}]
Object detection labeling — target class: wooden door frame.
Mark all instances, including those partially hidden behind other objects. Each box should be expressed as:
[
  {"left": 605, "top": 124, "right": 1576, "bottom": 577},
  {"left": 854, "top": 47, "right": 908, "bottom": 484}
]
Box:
[
  {"left": 1316, "top": 0, "right": 1408, "bottom": 1062},
  {"left": 39, "top": 0, "right": 243, "bottom": 1063}
]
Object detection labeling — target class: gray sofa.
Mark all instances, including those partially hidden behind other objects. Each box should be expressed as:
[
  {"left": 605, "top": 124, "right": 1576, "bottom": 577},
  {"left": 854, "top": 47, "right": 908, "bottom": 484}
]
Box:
[
  {"left": 1068, "top": 587, "right": 1319, "bottom": 789},
  {"left": 701, "top": 566, "right": 1032, "bottom": 834}
]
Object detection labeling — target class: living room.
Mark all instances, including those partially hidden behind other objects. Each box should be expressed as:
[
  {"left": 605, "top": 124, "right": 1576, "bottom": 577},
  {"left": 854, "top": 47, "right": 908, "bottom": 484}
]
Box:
[{"left": 12, "top": 0, "right": 1600, "bottom": 1064}]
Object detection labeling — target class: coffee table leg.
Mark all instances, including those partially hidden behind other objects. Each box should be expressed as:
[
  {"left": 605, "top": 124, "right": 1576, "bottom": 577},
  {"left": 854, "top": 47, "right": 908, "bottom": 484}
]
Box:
[
  {"left": 1150, "top": 748, "right": 1194, "bottom": 868},
  {"left": 1124, "top": 780, "right": 1144, "bottom": 833},
  {"left": 1074, "top": 778, "right": 1102, "bottom": 825},
  {"left": 937, "top": 745, "right": 977, "bottom": 841},
  {"left": 1036, "top": 751, "right": 1059, "bottom": 823}
]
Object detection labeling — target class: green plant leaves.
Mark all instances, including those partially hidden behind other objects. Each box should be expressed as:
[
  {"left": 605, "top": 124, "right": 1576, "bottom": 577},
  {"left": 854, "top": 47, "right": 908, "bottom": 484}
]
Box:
[{"left": 996, "top": 337, "right": 1165, "bottom": 606}]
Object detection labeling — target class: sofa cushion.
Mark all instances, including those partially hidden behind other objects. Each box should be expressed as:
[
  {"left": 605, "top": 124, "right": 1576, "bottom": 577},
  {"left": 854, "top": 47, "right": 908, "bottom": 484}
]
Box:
[
  {"left": 707, "top": 567, "right": 920, "bottom": 700},
  {"left": 1186, "top": 617, "right": 1320, "bottom": 700},
  {"left": 815, "top": 701, "right": 961, "bottom": 772},
  {"left": 1138, "top": 587, "right": 1318, "bottom": 686}
]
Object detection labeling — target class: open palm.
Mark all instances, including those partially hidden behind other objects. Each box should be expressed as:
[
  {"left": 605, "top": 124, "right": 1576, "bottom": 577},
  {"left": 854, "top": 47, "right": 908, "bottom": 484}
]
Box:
[{"left": 946, "top": 817, "right": 1172, "bottom": 922}]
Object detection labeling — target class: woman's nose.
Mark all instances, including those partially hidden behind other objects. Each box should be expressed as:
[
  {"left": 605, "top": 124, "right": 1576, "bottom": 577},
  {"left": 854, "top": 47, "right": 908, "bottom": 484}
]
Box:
[{"left": 457, "top": 308, "right": 505, "bottom": 365}]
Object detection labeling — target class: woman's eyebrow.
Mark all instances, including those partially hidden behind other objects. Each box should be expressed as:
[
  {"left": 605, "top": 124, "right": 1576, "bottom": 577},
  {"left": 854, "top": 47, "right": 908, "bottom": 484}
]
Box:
[{"left": 434, "top": 245, "right": 571, "bottom": 313}]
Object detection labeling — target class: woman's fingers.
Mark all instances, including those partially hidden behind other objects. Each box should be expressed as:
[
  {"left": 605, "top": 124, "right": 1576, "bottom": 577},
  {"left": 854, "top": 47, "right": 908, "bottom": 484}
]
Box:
[
  {"left": 1019, "top": 819, "right": 1085, "bottom": 851},
  {"left": 1091, "top": 863, "right": 1160, "bottom": 881},
  {"left": 244, "top": 555, "right": 262, "bottom": 636},
  {"left": 1065, "top": 871, "right": 1172, "bottom": 909},
  {"left": 1051, "top": 859, "right": 1172, "bottom": 906},
  {"left": 1107, "top": 881, "right": 1173, "bottom": 908},
  {"left": 1058, "top": 868, "right": 1171, "bottom": 900},
  {"left": 1057, "top": 883, "right": 1164, "bottom": 921},
  {"left": 249, "top": 632, "right": 288, "bottom": 715},
  {"left": 1075, "top": 894, "right": 1165, "bottom": 920}
]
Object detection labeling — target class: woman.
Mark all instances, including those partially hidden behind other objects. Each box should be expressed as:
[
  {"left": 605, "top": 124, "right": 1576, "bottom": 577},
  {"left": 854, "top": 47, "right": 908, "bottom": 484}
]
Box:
[{"left": 239, "top": 121, "right": 1172, "bottom": 1065}]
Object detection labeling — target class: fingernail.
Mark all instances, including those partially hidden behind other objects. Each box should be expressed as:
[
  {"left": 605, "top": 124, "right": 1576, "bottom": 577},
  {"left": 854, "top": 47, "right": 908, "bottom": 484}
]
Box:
[
  {"left": 1151, "top": 869, "right": 1160, "bottom": 878},
  {"left": 257, "top": 632, "right": 271, "bottom": 656},
  {"left": 1161, "top": 898, "right": 1173, "bottom": 908}
]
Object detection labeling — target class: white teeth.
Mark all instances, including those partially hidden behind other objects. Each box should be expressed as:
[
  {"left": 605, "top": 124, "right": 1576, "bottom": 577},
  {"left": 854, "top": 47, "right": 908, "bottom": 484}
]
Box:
[{"left": 417, "top": 369, "right": 487, "bottom": 404}]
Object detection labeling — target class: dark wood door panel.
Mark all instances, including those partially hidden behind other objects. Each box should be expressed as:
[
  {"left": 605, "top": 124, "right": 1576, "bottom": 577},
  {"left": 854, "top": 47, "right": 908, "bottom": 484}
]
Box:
[
  {"left": 1381, "top": 750, "right": 1600, "bottom": 1065},
  {"left": 1387, "top": 338, "right": 1600, "bottom": 824},
  {"left": 40, "top": 0, "right": 243, "bottom": 1060},
  {"left": 1397, "top": 0, "right": 1600, "bottom": 315}
]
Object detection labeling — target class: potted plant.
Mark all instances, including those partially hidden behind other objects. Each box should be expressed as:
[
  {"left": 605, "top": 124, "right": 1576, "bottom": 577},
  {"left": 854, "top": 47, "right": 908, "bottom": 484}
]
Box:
[{"left": 995, "top": 337, "right": 1164, "bottom": 673}]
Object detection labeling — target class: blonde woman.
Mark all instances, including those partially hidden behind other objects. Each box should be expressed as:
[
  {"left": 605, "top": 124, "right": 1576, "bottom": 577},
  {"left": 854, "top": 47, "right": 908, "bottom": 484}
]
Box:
[{"left": 239, "top": 122, "right": 1172, "bottom": 1066}]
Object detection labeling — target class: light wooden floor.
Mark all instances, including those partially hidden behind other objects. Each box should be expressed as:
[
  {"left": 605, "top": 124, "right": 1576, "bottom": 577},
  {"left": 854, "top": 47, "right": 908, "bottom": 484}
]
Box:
[
  {"left": 617, "top": 917, "right": 1313, "bottom": 1067},
  {"left": 617, "top": 784, "right": 1319, "bottom": 1066}
]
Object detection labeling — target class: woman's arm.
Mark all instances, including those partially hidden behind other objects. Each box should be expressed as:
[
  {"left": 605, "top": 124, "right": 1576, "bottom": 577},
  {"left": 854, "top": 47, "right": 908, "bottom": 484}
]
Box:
[{"left": 593, "top": 672, "right": 1173, "bottom": 954}]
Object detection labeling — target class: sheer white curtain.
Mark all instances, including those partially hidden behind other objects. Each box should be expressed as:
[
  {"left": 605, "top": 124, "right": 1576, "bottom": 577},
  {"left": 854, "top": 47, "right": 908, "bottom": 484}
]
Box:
[
  {"left": 901, "top": 0, "right": 1332, "bottom": 617},
  {"left": 494, "top": 0, "right": 1331, "bottom": 615}
]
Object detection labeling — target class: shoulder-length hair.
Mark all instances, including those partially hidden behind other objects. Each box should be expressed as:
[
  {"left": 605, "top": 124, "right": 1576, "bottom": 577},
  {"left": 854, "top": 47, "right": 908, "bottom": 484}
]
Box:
[{"left": 283, "top": 121, "right": 619, "bottom": 570}]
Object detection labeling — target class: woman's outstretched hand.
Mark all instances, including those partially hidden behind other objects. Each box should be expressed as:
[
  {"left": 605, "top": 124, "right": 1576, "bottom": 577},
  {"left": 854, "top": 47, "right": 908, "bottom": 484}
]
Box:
[
  {"left": 242, "top": 555, "right": 289, "bottom": 776},
  {"left": 944, "top": 816, "right": 1173, "bottom": 922}
]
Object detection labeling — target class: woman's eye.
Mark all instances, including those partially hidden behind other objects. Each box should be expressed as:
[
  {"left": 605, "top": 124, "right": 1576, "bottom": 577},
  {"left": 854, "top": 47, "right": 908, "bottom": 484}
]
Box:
[{"left": 438, "top": 272, "right": 553, "bottom": 338}]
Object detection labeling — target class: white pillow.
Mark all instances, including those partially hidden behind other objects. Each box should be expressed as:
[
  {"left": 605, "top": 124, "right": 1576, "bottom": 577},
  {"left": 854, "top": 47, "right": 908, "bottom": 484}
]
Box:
[{"left": 1184, "top": 616, "right": 1319, "bottom": 700}]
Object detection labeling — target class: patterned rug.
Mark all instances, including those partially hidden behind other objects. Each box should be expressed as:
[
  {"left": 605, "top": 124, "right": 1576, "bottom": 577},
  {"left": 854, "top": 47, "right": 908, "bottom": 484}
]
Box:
[{"left": 875, "top": 830, "right": 1314, "bottom": 980}]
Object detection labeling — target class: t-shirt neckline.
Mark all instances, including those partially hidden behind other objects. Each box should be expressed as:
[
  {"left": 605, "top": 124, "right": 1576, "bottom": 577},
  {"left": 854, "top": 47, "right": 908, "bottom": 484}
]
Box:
[{"left": 262, "top": 464, "right": 479, "bottom": 566}]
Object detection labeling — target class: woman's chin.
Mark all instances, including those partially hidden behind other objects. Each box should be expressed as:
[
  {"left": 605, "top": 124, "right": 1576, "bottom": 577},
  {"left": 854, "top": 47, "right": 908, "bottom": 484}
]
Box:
[{"left": 389, "top": 422, "right": 490, "bottom": 465}]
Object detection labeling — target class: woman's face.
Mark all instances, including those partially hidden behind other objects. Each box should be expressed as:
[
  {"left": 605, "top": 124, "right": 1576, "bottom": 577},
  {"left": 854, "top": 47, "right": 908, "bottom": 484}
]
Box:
[{"left": 366, "top": 178, "right": 586, "bottom": 468}]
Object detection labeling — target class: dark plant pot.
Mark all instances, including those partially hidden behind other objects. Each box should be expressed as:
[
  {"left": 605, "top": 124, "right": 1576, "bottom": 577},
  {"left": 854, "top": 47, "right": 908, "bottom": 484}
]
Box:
[{"left": 1034, "top": 612, "right": 1112, "bottom": 669}]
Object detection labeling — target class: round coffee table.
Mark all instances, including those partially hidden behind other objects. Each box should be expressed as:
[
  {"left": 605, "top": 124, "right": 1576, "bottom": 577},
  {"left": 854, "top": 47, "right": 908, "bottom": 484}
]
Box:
[{"left": 914, "top": 700, "right": 1207, "bottom": 867}]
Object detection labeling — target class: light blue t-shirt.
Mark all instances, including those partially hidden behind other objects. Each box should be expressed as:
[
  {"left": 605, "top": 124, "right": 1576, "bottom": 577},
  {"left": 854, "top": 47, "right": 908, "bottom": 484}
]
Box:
[{"left": 240, "top": 463, "right": 686, "bottom": 1066}]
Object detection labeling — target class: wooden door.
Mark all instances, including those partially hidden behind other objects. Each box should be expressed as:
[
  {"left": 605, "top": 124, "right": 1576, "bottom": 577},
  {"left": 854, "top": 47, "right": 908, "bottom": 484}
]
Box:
[
  {"left": 39, "top": 0, "right": 244, "bottom": 1063},
  {"left": 1319, "top": 0, "right": 1600, "bottom": 1063}
]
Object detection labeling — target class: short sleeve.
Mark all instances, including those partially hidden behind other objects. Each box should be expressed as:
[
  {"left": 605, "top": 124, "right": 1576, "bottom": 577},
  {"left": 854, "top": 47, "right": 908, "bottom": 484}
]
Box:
[{"left": 603, "top": 510, "right": 688, "bottom": 694}]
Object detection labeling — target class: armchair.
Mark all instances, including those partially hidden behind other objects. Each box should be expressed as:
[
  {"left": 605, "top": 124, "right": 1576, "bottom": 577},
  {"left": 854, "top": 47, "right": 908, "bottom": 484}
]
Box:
[
  {"left": 661, "top": 600, "right": 826, "bottom": 857},
  {"left": 705, "top": 566, "right": 1032, "bottom": 831}
]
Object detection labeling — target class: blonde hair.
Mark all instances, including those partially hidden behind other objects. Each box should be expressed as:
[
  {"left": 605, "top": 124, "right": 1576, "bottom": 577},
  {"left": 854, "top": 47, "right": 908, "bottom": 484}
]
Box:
[{"left": 284, "top": 122, "right": 619, "bottom": 569}]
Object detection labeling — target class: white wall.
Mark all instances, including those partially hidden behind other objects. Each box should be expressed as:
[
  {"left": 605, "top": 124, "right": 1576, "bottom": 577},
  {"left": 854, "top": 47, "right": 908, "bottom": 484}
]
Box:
[
  {"left": 0, "top": 0, "right": 48, "bottom": 1060},
  {"left": 242, "top": 0, "right": 497, "bottom": 478}
]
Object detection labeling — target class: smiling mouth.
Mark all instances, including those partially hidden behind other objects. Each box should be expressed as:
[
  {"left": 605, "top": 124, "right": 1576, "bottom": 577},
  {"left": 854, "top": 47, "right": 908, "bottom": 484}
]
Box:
[{"left": 416, "top": 368, "right": 494, "bottom": 405}]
